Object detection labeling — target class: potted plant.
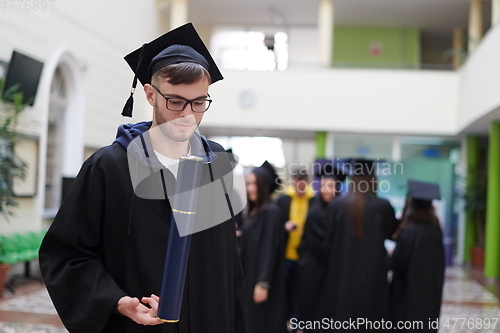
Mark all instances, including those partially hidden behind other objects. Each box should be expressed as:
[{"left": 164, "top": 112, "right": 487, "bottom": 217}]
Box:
[
  {"left": 0, "top": 77, "right": 28, "bottom": 295},
  {"left": 463, "top": 172, "right": 487, "bottom": 267}
]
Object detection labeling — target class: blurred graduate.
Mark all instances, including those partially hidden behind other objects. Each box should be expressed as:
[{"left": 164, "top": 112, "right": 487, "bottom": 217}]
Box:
[
  {"left": 388, "top": 180, "right": 445, "bottom": 332},
  {"left": 318, "top": 159, "right": 399, "bottom": 328},
  {"left": 298, "top": 163, "right": 345, "bottom": 329},
  {"left": 239, "top": 161, "right": 287, "bottom": 333}
]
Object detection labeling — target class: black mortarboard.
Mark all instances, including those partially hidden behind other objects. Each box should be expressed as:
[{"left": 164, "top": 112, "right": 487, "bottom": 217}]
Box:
[
  {"left": 315, "top": 163, "right": 346, "bottom": 182},
  {"left": 343, "top": 158, "right": 376, "bottom": 176},
  {"left": 253, "top": 161, "right": 281, "bottom": 194},
  {"left": 225, "top": 149, "right": 238, "bottom": 163},
  {"left": 122, "top": 22, "right": 223, "bottom": 117},
  {"left": 407, "top": 180, "right": 441, "bottom": 201}
]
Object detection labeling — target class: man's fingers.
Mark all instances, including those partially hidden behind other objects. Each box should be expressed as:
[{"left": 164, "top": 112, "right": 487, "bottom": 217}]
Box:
[
  {"left": 117, "top": 295, "right": 164, "bottom": 326},
  {"left": 122, "top": 296, "right": 140, "bottom": 307},
  {"left": 117, "top": 296, "right": 140, "bottom": 315},
  {"left": 136, "top": 303, "right": 151, "bottom": 313},
  {"left": 132, "top": 313, "right": 164, "bottom": 326},
  {"left": 142, "top": 296, "right": 159, "bottom": 318},
  {"left": 142, "top": 297, "right": 158, "bottom": 309},
  {"left": 132, "top": 301, "right": 162, "bottom": 325}
]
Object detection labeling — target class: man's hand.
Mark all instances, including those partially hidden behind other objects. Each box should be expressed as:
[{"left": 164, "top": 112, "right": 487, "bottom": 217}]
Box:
[
  {"left": 285, "top": 220, "right": 298, "bottom": 232},
  {"left": 253, "top": 285, "right": 268, "bottom": 304},
  {"left": 117, "top": 294, "right": 164, "bottom": 326}
]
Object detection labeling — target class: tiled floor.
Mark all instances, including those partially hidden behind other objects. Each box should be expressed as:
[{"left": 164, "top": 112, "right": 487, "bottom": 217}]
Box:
[
  {"left": 0, "top": 280, "right": 67, "bottom": 333},
  {"left": 440, "top": 267, "right": 500, "bottom": 332},
  {"left": 1, "top": 266, "right": 500, "bottom": 332}
]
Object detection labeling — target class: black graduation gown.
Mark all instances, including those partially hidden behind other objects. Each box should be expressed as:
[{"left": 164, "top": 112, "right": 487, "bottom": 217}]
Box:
[
  {"left": 298, "top": 196, "right": 328, "bottom": 327},
  {"left": 388, "top": 222, "right": 445, "bottom": 332},
  {"left": 39, "top": 124, "right": 247, "bottom": 333},
  {"left": 319, "top": 195, "right": 399, "bottom": 331},
  {"left": 239, "top": 203, "right": 287, "bottom": 333}
]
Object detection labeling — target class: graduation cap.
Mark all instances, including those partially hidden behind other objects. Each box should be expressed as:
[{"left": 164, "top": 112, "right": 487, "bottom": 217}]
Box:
[
  {"left": 407, "top": 180, "right": 441, "bottom": 202},
  {"left": 343, "top": 158, "right": 376, "bottom": 176},
  {"left": 122, "top": 22, "right": 223, "bottom": 117},
  {"left": 225, "top": 148, "right": 238, "bottom": 163},
  {"left": 315, "top": 163, "right": 346, "bottom": 182},
  {"left": 253, "top": 161, "right": 281, "bottom": 194}
]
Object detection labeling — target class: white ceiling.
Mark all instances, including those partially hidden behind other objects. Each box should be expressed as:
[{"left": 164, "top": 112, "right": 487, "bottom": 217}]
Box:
[{"left": 188, "top": 0, "right": 491, "bottom": 32}]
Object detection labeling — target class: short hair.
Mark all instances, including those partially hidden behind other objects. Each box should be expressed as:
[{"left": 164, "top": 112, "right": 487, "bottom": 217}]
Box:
[
  {"left": 152, "top": 62, "right": 212, "bottom": 86},
  {"left": 291, "top": 167, "right": 308, "bottom": 181}
]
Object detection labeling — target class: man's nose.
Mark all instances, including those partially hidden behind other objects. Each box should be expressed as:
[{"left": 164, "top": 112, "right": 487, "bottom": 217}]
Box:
[{"left": 179, "top": 104, "right": 195, "bottom": 117}]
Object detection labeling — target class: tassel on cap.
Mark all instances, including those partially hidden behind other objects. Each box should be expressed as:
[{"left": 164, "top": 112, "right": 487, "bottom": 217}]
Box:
[
  {"left": 121, "top": 90, "right": 134, "bottom": 117},
  {"left": 121, "top": 44, "right": 147, "bottom": 117}
]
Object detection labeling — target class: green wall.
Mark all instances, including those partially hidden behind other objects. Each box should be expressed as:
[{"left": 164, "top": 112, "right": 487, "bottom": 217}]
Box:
[
  {"left": 333, "top": 26, "right": 421, "bottom": 68},
  {"left": 315, "top": 131, "right": 327, "bottom": 159},
  {"left": 485, "top": 122, "right": 500, "bottom": 278}
]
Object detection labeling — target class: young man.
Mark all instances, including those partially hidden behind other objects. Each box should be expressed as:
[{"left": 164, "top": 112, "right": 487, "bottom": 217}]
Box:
[{"left": 39, "top": 23, "right": 247, "bottom": 333}]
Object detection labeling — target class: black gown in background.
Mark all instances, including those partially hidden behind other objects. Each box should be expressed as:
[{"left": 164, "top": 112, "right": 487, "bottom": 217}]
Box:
[
  {"left": 239, "top": 203, "right": 287, "bottom": 333},
  {"left": 319, "top": 194, "right": 399, "bottom": 330},
  {"left": 298, "top": 196, "right": 328, "bottom": 328},
  {"left": 388, "top": 222, "right": 445, "bottom": 332}
]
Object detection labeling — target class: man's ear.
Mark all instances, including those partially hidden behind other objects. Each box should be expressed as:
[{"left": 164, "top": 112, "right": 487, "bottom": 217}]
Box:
[{"left": 144, "top": 84, "right": 155, "bottom": 106}]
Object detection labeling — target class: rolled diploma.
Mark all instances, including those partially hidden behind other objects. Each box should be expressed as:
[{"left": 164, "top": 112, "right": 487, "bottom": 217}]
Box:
[{"left": 157, "top": 155, "right": 203, "bottom": 322}]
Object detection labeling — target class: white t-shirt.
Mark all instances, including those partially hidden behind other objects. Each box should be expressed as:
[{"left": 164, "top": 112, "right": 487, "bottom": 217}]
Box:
[
  {"left": 154, "top": 151, "right": 179, "bottom": 178},
  {"left": 153, "top": 146, "right": 191, "bottom": 179}
]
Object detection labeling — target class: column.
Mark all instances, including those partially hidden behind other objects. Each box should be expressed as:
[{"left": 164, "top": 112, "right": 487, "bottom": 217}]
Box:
[
  {"left": 485, "top": 122, "right": 500, "bottom": 278},
  {"left": 452, "top": 28, "right": 465, "bottom": 69},
  {"left": 493, "top": 0, "right": 500, "bottom": 27},
  {"left": 464, "top": 135, "right": 479, "bottom": 263},
  {"left": 318, "top": 0, "right": 334, "bottom": 67},
  {"left": 156, "top": 0, "right": 170, "bottom": 33},
  {"left": 170, "top": 0, "right": 188, "bottom": 30},
  {"left": 392, "top": 136, "right": 401, "bottom": 162},
  {"left": 326, "top": 132, "right": 335, "bottom": 158},
  {"left": 468, "top": 0, "right": 483, "bottom": 55},
  {"left": 315, "top": 131, "right": 327, "bottom": 159}
]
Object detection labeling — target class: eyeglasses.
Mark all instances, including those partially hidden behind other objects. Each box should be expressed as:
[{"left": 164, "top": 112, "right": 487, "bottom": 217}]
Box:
[{"left": 152, "top": 85, "right": 212, "bottom": 113}]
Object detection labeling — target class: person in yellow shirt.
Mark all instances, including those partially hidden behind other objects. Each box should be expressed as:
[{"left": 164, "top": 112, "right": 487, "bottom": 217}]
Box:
[{"left": 276, "top": 168, "right": 315, "bottom": 329}]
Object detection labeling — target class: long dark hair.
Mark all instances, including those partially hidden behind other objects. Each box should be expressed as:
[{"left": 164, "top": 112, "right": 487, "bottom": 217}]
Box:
[
  {"left": 246, "top": 171, "right": 271, "bottom": 217},
  {"left": 404, "top": 198, "right": 439, "bottom": 225},
  {"left": 346, "top": 175, "right": 377, "bottom": 239}
]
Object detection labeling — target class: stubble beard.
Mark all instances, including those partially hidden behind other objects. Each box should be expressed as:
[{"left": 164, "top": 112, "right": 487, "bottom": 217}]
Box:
[{"left": 154, "top": 102, "right": 199, "bottom": 143}]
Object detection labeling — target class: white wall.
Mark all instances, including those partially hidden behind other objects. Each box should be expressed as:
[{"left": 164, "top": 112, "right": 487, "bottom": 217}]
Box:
[
  {"left": 288, "top": 27, "right": 319, "bottom": 68},
  {"left": 204, "top": 68, "right": 459, "bottom": 135},
  {"left": 0, "top": 0, "right": 159, "bottom": 231},
  {"left": 458, "top": 24, "right": 500, "bottom": 132},
  {"left": 0, "top": 0, "right": 159, "bottom": 147}
]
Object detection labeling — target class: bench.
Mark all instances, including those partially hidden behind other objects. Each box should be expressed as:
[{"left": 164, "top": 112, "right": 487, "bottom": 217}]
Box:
[{"left": 0, "top": 230, "right": 46, "bottom": 293}]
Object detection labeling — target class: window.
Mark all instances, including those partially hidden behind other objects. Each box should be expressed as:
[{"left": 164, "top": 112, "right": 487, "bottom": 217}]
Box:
[
  {"left": 211, "top": 30, "right": 288, "bottom": 71},
  {"left": 44, "top": 66, "right": 67, "bottom": 213}
]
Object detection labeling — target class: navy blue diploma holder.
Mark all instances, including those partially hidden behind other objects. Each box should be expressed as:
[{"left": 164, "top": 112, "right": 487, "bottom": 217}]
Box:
[{"left": 157, "top": 155, "right": 203, "bottom": 322}]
